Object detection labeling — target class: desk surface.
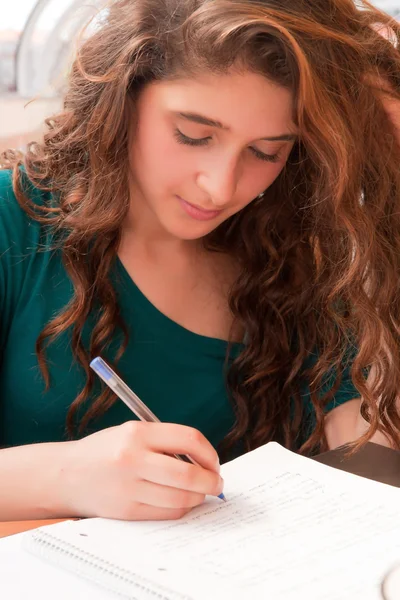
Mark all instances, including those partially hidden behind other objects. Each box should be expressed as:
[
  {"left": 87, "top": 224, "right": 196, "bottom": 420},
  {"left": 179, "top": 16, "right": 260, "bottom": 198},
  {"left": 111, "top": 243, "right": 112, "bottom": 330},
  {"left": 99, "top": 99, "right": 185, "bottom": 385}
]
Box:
[
  {"left": 314, "top": 441, "right": 400, "bottom": 488},
  {"left": 1, "top": 442, "right": 399, "bottom": 539},
  {"left": 0, "top": 518, "right": 71, "bottom": 538}
]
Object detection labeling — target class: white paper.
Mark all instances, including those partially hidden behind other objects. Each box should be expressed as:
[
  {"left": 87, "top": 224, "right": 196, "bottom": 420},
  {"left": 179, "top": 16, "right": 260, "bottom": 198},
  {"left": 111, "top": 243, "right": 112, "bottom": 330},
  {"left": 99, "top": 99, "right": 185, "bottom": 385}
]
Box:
[
  {"left": 0, "top": 532, "right": 113, "bottom": 600},
  {"left": 382, "top": 563, "right": 400, "bottom": 600},
  {"left": 24, "top": 443, "right": 400, "bottom": 599}
]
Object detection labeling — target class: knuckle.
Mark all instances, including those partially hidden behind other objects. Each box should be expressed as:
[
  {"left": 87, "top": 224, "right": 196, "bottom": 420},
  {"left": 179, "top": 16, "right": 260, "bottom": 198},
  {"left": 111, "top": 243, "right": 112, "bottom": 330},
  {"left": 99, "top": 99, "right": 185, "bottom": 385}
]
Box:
[
  {"left": 112, "top": 444, "right": 131, "bottom": 467},
  {"left": 176, "top": 462, "right": 197, "bottom": 488},
  {"left": 123, "top": 420, "right": 144, "bottom": 439},
  {"left": 164, "top": 487, "right": 183, "bottom": 507},
  {"left": 112, "top": 423, "right": 145, "bottom": 466},
  {"left": 177, "top": 490, "right": 195, "bottom": 508},
  {"left": 186, "top": 427, "right": 204, "bottom": 445}
]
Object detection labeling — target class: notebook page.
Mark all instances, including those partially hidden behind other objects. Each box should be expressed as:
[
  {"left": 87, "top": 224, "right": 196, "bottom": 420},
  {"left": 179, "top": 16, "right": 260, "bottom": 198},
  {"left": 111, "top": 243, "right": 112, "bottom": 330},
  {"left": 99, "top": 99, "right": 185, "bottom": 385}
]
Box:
[
  {"left": 0, "top": 532, "right": 113, "bottom": 600},
  {"left": 25, "top": 443, "right": 400, "bottom": 600}
]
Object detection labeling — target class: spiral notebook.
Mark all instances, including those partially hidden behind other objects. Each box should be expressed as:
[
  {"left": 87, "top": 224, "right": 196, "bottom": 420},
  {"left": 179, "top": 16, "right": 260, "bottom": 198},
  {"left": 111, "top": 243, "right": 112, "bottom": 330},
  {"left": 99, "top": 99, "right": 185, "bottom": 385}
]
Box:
[{"left": 23, "top": 443, "right": 400, "bottom": 600}]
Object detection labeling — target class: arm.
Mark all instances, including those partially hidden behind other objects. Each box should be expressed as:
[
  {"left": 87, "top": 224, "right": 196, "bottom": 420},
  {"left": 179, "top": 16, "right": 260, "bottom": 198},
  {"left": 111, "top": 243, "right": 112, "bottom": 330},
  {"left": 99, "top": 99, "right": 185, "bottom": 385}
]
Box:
[
  {"left": 0, "top": 441, "right": 75, "bottom": 521},
  {"left": 325, "top": 398, "right": 391, "bottom": 450},
  {"left": 324, "top": 363, "right": 393, "bottom": 450},
  {"left": 324, "top": 398, "right": 391, "bottom": 450}
]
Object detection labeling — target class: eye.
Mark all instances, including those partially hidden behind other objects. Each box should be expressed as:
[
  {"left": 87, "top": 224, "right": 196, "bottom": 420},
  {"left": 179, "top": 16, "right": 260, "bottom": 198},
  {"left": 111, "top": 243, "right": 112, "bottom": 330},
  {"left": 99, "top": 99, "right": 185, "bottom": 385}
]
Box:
[
  {"left": 174, "top": 128, "right": 211, "bottom": 147},
  {"left": 249, "top": 147, "right": 280, "bottom": 163},
  {"left": 174, "top": 127, "right": 281, "bottom": 163}
]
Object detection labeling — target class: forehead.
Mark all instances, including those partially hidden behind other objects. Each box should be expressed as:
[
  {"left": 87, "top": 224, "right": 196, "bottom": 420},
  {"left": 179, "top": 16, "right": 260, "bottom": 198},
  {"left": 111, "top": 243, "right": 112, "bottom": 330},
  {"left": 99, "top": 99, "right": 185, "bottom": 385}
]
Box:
[{"left": 142, "top": 70, "right": 296, "bottom": 138}]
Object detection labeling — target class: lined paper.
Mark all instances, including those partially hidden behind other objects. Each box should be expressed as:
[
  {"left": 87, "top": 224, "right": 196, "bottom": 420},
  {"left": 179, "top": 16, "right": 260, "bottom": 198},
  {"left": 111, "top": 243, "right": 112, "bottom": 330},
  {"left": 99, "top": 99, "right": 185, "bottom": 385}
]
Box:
[{"left": 25, "top": 443, "right": 400, "bottom": 599}]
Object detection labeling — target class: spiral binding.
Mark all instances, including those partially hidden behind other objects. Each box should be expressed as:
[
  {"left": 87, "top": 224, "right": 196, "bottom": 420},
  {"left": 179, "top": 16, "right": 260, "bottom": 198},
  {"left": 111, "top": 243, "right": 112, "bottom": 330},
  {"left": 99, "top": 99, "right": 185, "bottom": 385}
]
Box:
[{"left": 25, "top": 529, "right": 192, "bottom": 600}]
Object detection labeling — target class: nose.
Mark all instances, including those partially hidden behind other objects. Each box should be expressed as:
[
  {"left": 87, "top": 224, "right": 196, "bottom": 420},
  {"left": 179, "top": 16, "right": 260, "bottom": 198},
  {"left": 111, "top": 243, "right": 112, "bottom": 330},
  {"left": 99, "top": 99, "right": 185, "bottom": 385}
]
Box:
[{"left": 196, "top": 152, "right": 241, "bottom": 208}]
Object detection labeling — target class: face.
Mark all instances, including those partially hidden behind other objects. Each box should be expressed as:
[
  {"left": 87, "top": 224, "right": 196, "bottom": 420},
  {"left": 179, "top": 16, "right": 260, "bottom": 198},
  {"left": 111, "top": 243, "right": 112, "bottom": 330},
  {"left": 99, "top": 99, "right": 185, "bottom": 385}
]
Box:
[{"left": 128, "top": 69, "right": 296, "bottom": 241}]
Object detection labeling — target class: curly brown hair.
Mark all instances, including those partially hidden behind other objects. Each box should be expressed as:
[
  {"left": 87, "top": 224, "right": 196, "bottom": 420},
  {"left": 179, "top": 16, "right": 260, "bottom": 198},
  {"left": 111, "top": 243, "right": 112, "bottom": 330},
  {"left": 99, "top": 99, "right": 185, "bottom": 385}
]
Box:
[{"left": 2, "top": 0, "right": 400, "bottom": 456}]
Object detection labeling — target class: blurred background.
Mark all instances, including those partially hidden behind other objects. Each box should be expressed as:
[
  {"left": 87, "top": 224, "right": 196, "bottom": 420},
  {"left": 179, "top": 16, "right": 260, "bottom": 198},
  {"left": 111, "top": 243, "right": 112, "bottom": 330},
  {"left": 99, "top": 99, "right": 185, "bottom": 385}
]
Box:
[
  {"left": 0, "top": 0, "right": 399, "bottom": 154},
  {"left": 0, "top": 0, "right": 104, "bottom": 152}
]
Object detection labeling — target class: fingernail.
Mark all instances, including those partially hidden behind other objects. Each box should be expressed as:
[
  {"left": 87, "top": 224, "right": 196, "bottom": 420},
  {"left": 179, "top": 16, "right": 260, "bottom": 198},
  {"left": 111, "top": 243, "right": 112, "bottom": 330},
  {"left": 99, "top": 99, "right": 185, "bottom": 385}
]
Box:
[{"left": 218, "top": 477, "right": 225, "bottom": 495}]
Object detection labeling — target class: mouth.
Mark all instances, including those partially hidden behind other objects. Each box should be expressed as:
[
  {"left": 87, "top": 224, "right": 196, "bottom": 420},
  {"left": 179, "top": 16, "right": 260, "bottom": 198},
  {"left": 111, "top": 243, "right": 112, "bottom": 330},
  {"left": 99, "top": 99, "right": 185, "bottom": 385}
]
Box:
[{"left": 176, "top": 196, "right": 223, "bottom": 222}]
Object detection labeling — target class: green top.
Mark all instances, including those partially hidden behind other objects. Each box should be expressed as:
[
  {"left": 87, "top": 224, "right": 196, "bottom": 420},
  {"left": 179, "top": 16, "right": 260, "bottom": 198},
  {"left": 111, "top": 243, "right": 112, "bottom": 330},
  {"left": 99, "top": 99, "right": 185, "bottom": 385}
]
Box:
[{"left": 0, "top": 170, "right": 359, "bottom": 455}]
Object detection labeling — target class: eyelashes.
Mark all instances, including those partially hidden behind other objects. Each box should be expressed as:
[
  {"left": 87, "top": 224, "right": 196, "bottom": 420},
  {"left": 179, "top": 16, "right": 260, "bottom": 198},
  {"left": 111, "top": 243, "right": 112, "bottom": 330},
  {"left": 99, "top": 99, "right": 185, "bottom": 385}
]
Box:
[
  {"left": 249, "top": 146, "right": 280, "bottom": 163},
  {"left": 174, "top": 129, "right": 211, "bottom": 147},
  {"left": 173, "top": 129, "right": 280, "bottom": 163}
]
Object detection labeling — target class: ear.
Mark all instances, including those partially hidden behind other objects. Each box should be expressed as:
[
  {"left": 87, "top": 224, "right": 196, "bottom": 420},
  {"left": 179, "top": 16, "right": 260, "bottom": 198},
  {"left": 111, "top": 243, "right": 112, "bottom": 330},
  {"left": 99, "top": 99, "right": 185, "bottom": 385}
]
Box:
[
  {"left": 365, "top": 23, "right": 400, "bottom": 144},
  {"left": 379, "top": 91, "right": 400, "bottom": 146},
  {"left": 363, "top": 70, "right": 400, "bottom": 146}
]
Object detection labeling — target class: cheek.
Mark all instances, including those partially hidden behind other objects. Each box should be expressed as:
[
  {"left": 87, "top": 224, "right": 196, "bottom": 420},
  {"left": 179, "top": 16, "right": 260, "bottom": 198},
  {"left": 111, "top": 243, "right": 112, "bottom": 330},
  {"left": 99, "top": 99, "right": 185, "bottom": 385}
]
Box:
[
  {"left": 264, "top": 161, "right": 287, "bottom": 186},
  {"left": 238, "top": 161, "right": 286, "bottom": 208},
  {"left": 134, "top": 126, "right": 193, "bottom": 189}
]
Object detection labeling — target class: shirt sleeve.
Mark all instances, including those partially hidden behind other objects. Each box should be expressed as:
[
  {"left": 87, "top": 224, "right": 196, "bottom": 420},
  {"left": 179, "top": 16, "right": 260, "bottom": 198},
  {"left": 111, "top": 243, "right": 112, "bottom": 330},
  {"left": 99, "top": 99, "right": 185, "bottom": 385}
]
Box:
[
  {"left": 298, "top": 347, "right": 361, "bottom": 444},
  {"left": 324, "top": 362, "right": 361, "bottom": 412},
  {"left": 301, "top": 345, "right": 360, "bottom": 411},
  {"left": 0, "top": 170, "right": 44, "bottom": 353}
]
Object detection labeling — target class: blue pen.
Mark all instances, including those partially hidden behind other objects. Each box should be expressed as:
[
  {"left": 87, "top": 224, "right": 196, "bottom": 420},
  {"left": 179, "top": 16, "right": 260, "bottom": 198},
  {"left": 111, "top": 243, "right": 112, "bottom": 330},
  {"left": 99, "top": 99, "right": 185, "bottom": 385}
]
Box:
[{"left": 90, "top": 356, "right": 226, "bottom": 502}]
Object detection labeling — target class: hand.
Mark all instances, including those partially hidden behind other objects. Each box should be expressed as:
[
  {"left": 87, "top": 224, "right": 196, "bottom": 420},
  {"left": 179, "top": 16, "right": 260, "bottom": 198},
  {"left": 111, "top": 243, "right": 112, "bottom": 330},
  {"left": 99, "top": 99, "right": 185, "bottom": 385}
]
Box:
[{"left": 60, "top": 421, "right": 224, "bottom": 521}]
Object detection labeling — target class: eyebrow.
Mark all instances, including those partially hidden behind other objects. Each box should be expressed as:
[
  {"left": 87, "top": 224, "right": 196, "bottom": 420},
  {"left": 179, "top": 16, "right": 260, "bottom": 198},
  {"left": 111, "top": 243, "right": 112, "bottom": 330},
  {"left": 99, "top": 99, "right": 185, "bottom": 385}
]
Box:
[{"left": 176, "top": 111, "right": 297, "bottom": 142}]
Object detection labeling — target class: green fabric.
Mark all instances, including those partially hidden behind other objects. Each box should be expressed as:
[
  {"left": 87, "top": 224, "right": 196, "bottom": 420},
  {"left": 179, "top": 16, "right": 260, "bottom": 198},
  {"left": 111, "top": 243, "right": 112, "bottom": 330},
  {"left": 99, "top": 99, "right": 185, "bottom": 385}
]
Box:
[
  {"left": 298, "top": 348, "right": 360, "bottom": 443},
  {"left": 0, "top": 170, "right": 360, "bottom": 454}
]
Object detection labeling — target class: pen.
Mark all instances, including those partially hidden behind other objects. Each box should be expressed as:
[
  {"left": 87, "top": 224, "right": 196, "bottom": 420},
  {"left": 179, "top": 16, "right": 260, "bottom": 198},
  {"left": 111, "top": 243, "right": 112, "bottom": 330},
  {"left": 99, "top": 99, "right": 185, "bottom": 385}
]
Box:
[{"left": 90, "top": 356, "right": 226, "bottom": 502}]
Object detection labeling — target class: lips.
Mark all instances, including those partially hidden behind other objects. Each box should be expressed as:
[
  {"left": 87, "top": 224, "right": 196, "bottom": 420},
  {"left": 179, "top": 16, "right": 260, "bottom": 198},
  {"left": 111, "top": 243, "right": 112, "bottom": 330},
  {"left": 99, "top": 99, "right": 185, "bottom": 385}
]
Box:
[{"left": 177, "top": 196, "right": 223, "bottom": 222}]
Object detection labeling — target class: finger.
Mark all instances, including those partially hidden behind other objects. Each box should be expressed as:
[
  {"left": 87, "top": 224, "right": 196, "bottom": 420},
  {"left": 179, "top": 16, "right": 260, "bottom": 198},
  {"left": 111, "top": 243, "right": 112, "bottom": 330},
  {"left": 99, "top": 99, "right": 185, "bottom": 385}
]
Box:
[
  {"left": 134, "top": 479, "right": 206, "bottom": 509},
  {"left": 124, "top": 503, "right": 192, "bottom": 521},
  {"left": 135, "top": 451, "right": 224, "bottom": 497},
  {"left": 128, "top": 422, "right": 221, "bottom": 473}
]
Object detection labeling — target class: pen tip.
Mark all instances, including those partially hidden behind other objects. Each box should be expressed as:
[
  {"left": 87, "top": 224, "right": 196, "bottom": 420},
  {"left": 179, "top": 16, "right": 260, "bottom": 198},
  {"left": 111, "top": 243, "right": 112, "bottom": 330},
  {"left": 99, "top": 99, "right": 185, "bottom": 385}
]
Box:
[{"left": 218, "top": 493, "right": 227, "bottom": 502}]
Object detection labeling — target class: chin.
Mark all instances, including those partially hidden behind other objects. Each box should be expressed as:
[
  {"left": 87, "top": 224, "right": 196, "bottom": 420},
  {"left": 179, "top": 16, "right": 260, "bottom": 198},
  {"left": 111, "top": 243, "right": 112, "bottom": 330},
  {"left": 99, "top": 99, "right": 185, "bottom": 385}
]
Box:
[
  {"left": 172, "top": 227, "right": 214, "bottom": 241},
  {"left": 167, "top": 221, "right": 219, "bottom": 241}
]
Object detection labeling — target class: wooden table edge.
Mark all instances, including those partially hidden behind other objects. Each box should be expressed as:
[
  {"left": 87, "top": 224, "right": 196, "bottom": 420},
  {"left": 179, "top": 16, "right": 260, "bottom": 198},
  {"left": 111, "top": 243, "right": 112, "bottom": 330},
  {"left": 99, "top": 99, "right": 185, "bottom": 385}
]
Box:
[{"left": 0, "top": 518, "right": 75, "bottom": 538}]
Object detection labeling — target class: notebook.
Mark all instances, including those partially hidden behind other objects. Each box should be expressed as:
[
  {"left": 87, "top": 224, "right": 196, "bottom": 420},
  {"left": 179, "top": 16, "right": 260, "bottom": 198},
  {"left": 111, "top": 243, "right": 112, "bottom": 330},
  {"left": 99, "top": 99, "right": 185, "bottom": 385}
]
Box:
[{"left": 22, "top": 442, "right": 400, "bottom": 600}]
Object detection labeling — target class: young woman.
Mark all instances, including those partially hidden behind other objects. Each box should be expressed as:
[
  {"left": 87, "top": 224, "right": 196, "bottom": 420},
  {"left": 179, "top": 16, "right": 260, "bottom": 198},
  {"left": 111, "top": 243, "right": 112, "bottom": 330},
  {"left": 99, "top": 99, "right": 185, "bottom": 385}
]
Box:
[{"left": 1, "top": 0, "right": 400, "bottom": 522}]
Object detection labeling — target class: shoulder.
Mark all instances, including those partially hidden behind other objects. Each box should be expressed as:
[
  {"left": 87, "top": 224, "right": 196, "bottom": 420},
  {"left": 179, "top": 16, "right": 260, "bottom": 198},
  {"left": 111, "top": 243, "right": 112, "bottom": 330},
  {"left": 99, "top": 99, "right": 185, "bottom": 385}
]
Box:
[
  {"left": 0, "top": 167, "right": 52, "bottom": 212},
  {"left": 0, "top": 169, "right": 58, "bottom": 301},
  {"left": 0, "top": 169, "right": 64, "bottom": 323},
  {"left": 300, "top": 346, "right": 360, "bottom": 421},
  {"left": 0, "top": 169, "right": 52, "bottom": 254}
]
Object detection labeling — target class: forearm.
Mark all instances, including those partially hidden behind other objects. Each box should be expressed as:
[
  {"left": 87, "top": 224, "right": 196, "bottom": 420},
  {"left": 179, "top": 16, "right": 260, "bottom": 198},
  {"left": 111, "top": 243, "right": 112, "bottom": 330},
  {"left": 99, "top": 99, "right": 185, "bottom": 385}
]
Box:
[{"left": 0, "top": 442, "right": 75, "bottom": 521}]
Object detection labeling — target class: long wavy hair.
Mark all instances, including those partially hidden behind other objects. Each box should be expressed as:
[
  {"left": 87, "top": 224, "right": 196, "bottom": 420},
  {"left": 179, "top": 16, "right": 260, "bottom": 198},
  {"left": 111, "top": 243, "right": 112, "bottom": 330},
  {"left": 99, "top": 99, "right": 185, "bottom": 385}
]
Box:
[{"left": 2, "top": 0, "right": 400, "bottom": 456}]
